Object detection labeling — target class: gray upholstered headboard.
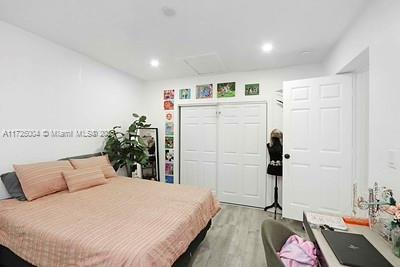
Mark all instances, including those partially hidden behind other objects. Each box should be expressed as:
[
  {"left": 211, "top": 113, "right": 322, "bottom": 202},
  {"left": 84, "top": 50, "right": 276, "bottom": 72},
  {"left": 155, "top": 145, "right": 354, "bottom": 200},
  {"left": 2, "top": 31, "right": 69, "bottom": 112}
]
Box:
[{"left": 58, "top": 152, "right": 104, "bottom": 161}]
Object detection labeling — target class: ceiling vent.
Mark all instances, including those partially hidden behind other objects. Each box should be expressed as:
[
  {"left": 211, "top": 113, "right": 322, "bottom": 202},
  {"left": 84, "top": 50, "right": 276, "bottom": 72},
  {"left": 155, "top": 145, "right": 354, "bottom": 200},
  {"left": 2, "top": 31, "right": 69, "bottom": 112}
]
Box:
[{"left": 183, "top": 53, "right": 226, "bottom": 75}]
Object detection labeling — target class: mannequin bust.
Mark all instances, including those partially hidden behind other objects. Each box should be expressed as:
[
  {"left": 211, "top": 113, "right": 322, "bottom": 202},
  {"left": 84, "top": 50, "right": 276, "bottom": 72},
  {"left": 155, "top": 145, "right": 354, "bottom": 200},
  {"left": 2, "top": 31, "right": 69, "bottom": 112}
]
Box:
[{"left": 264, "top": 129, "right": 283, "bottom": 218}]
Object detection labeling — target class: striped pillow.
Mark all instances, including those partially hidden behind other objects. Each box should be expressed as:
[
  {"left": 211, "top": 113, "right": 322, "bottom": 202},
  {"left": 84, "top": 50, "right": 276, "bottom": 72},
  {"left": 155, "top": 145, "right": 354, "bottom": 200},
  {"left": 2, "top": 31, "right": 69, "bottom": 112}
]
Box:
[
  {"left": 69, "top": 155, "right": 117, "bottom": 178},
  {"left": 62, "top": 168, "right": 107, "bottom": 193},
  {"left": 14, "top": 161, "right": 74, "bottom": 201}
]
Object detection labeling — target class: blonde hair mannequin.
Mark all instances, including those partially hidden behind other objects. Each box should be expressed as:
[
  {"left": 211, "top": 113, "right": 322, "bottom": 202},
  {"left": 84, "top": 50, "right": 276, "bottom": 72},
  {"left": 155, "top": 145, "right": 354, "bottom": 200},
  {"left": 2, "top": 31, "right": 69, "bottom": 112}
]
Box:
[{"left": 270, "top": 129, "right": 283, "bottom": 146}]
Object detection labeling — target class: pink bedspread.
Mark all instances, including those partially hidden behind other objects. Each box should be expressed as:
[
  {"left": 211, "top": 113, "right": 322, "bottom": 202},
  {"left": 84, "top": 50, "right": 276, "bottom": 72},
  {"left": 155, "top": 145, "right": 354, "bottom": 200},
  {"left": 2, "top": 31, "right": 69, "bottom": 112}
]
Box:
[{"left": 0, "top": 177, "right": 220, "bottom": 267}]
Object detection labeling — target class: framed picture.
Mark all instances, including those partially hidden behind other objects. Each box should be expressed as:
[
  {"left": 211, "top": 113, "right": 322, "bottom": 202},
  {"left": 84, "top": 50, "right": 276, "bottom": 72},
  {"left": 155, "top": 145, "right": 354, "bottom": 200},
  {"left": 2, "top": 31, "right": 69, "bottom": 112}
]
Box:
[
  {"left": 165, "top": 112, "right": 173, "bottom": 121},
  {"left": 165, "top": 122, "right": 174, "bottom": 135},
  {"left": 165, "top": 149, "right": 174, "bottom": 163},
  {"left": 137, "top": 128, "right": 160, "bottom": 181},
  {"left": 179, "top": 88, "right": 191, "bottom": 99},
  {"left": 165, "top": 175, "right": 174, "bottom": 184},
  {"left": 217, "top": 82, "right": 236, "bottom": 98},
  {"left": 164, "top": 100, "right": 174, "bottom": 110},
  {"left": 165, "top": 163, "right": 174, "bottom": 175},
  {"left": 196, "top": 84, "right": 213, "bottom": 99},
  {"left": 164, "top": 89, "right": 175, "bottom": 100},
  {"left": 245, "top": 83, "right": 260, "bottom": 96},
  {"left": 165, "top": 136, "right": 174, "bottom": 149}
]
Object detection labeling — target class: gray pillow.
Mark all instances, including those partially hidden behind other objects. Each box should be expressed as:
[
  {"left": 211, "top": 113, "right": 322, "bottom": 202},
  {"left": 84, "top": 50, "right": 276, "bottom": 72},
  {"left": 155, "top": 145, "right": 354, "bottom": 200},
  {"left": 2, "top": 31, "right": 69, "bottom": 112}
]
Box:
[{"left": 0, "top": 172, "right": 27, "bottom": 201}]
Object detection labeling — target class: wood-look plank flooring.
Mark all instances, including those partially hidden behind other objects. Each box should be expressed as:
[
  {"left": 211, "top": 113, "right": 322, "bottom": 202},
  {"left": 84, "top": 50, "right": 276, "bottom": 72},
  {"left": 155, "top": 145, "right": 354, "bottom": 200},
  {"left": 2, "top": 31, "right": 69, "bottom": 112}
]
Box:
[{"left": 188, "top": 204, "right": 304, "bottom": 267}]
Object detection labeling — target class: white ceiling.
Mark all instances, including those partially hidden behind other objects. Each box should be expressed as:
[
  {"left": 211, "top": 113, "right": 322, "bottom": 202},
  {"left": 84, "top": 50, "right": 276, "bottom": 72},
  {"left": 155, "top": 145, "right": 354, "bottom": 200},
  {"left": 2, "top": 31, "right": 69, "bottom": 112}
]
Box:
[{"left": 0, "top": 0, "right": 369, "bottom": 81}]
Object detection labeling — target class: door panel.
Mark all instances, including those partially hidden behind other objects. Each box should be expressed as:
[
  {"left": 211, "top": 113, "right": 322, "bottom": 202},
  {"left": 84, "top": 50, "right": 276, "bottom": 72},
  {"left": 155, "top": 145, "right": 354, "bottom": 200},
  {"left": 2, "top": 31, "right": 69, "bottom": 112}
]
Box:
[
  {"left": 218, "top": 103, "right": 267, "bottom": 207},
  {"left": 283, "top": 75, "right": 352, "bottom": 220},
  {"left": 180, "top": 106, "right": 217, "bottom": 194},
  {"left": 180, "top": 103, "right": 267, "bottom": 207}
]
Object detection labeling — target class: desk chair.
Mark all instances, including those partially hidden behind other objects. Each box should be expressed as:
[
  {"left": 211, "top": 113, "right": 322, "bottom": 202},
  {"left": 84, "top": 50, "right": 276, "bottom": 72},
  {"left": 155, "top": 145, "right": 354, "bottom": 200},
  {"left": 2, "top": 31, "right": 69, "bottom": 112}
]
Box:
[{"left": 261, "top": 219, "right": 296, "bottom": 267}]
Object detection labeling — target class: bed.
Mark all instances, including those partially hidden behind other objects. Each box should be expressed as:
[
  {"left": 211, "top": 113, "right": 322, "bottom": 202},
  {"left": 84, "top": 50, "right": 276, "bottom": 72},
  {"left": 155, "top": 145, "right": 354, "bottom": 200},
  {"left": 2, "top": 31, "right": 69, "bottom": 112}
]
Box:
[{"left": 0, "top": 177, "right": 220, "bottom": 267}]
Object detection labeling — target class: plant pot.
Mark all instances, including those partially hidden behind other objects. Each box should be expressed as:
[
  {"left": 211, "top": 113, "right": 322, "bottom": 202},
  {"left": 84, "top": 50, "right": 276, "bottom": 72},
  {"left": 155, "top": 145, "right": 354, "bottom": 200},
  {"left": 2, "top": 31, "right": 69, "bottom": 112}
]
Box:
[{"left": 126, "top": 164, "right": 138, "bottom": 178}]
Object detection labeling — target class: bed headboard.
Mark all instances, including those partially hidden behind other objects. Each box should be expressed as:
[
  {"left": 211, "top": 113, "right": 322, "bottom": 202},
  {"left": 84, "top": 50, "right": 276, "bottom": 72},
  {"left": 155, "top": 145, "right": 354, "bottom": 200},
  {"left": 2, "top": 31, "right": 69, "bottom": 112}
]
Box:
[
  {"left": 58, "top": 152, "right": 104, "bottom": 161},
  {"left": 0, "top": 152, "right": 105, "bottom": 200}
]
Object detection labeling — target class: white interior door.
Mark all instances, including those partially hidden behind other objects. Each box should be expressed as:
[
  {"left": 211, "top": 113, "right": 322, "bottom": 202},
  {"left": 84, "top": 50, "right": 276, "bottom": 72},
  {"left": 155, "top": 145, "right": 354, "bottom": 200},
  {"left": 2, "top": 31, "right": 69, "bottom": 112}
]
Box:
[
  {"left": 218, "top": 103, "right": 267, "bottom": 208},
  {"left": 283, "top": 75, "right": 353, "bottom": 220},
  {"left": 180, "top": 105, "right": 217, "bottom": 194}
]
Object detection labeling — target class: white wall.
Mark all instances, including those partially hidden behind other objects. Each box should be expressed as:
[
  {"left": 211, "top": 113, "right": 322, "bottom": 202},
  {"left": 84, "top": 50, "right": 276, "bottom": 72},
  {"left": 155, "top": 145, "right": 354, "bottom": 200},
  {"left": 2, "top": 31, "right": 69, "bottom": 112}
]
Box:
[
  {"left": 0, "top": 21, "right": 145, "bottom": 196},
  {"left": 143, "top": 64, "right": 324, "bottom": 205},
  {"left": 324, "top": 0, "right": 400, "bottom": 196},
  {"left": 354, "top": 71, "right": 369, "bottom": 194}
]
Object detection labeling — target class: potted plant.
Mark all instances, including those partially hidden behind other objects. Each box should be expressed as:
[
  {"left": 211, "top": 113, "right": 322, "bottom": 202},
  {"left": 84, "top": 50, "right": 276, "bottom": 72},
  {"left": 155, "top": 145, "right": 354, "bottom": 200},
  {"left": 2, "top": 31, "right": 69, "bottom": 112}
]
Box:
[{"left": 104, "top": 113, "right": 151, "bottom": 177}]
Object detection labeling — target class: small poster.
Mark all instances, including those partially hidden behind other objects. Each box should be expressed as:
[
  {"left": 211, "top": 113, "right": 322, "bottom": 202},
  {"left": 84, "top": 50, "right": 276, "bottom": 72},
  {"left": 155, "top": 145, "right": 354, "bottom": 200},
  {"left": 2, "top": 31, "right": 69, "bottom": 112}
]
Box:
[
  {"left": 165, "top": 175, "right": 174, "bottom": 184},
  {"left": 165, "top": 163, "right": 174, "bottom": 175},
  {"left": 165, "top": 122, "right": 174, "bottom": 135},
  {"left": 179, "top": 88, "right": 191, "bottom": 99},
  {"left": 196, "top": 84, "right": 213, "bottom": 99},
  {"left": 217, "top": 82, "right": 236, "bottom": 98},
  {"left": 165, "top": 136, "right": 174, "bottom": 149},
  {"left": 165, "top": 112, "right": 173, "bottom": 121},
  {"left": 165, "top": 149, "right": 174, "bottom": 163},
  {"left": 164, "top": 89, "right": 175, "bottom": 100},
  {"left": 245, "top": 83, "right": 260, "bottom": 96},
  {"left": 164, "top": 100, "right": 174, "bottom": 110}
]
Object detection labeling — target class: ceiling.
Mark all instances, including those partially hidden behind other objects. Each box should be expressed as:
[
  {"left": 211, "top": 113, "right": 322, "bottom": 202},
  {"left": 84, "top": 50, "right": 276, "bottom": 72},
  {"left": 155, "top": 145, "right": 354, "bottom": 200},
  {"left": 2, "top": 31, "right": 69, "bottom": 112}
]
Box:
[{"left": 0, "top": 0, "right": 369, "bottom": 81}]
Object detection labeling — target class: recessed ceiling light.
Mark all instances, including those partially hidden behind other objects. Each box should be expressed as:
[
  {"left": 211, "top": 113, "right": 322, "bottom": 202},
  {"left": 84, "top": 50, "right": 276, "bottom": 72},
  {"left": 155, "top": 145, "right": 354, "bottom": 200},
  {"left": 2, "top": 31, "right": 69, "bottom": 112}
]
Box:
[
  {"left": 262, "top": 43, "right": 274, "bottom": 53},
  {"left": 150, "top": 59, "right": 160, "bottom": 67}
]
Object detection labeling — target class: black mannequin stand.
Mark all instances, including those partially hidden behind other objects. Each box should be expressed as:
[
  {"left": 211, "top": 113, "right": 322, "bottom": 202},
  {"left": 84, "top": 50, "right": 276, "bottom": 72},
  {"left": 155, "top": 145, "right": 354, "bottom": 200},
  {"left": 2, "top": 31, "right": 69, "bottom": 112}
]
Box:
[{"left": 264, "top": 175, "right": 282, "bottom": 219}]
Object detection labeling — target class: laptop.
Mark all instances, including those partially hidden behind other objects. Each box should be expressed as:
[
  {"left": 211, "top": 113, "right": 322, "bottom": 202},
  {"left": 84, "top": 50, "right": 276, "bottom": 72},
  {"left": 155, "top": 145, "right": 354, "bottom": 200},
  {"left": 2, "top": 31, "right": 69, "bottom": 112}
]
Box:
[{"left": 321, "top": 230, "right": 393, "bottom": 267}]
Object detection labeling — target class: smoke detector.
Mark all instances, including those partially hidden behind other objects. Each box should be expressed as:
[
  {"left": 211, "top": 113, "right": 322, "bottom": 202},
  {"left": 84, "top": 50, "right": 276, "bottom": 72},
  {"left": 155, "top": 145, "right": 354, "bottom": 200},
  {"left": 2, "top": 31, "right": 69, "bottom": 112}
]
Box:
[{"left": 162, "top": 6, "right": 176, "bottom": 17}]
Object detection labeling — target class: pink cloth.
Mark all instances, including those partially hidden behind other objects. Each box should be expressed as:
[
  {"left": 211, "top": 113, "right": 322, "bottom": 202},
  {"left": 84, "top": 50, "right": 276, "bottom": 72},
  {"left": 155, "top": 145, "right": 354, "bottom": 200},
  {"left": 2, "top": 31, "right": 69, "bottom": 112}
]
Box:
[{"left": 278, "top": 235, "right": 318, "bottom": 267}]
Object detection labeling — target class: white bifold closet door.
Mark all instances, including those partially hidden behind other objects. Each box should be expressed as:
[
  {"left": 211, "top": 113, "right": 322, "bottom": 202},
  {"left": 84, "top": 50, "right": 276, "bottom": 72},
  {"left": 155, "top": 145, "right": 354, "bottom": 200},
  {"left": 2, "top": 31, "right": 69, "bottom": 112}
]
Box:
[
  {"left": 180, "top": 103, "right": 267, "bottom": 208},
  {"left": 180, "top": 105, "right": 217, "bottom": 194},
  {"left": 218, "top": 104, "right": 267, "bottom": 208}
]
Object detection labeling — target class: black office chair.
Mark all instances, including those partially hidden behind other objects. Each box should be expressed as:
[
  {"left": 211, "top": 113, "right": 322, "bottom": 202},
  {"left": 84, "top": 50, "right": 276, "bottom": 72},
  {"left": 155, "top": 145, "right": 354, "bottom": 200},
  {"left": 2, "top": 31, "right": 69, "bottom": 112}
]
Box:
[{"left": 261, "top": 219, "right": 296, "bottom": 267}]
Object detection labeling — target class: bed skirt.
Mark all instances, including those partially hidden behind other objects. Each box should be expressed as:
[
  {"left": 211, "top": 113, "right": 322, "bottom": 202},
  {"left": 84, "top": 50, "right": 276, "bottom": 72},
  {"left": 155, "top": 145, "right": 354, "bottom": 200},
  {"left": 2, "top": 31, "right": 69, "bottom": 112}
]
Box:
[{"left": 0, "top": 220, "right": 211, "bottom": 267}]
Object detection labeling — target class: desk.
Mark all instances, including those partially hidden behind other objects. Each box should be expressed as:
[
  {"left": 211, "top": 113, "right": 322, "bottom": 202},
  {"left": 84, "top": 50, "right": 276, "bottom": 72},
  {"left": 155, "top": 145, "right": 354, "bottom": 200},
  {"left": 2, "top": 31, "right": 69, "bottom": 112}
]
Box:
[{"left": 304, "top": 218, "right": 400, "bottom": 266}]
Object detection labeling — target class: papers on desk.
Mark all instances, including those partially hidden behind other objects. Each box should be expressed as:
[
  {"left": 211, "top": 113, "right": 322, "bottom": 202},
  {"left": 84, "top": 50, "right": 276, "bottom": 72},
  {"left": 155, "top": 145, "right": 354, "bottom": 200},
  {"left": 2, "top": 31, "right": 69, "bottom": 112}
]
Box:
[{"left": 305, "top": 212, "right": 348, "bottom": 231}]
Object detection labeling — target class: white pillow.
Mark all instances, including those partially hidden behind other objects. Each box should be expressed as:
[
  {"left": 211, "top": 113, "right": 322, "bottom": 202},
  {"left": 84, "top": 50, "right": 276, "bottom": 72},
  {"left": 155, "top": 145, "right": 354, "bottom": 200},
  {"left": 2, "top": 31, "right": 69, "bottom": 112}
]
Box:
[{"left": 0, "top": 180, "right": 11, "bottom": 200}]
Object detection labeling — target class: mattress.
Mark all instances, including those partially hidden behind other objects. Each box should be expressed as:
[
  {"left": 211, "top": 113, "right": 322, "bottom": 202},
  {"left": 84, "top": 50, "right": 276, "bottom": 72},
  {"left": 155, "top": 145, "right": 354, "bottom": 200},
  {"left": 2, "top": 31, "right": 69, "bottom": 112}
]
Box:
[{"left": 0, "top": 177, "right": 220, "bottom": 267}]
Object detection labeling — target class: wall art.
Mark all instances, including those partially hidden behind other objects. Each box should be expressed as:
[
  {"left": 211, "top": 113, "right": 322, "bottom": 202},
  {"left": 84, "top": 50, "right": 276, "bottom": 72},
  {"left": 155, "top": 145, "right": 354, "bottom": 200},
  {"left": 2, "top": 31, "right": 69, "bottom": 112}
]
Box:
[
  {"left": 217, "top": 82, "right": 236, "bottom": 97},
  {"left": 196, "top": 84, "right": 213, "bottom": 99},
  {"left": 245, "top": 83, "right": 260, "bottom": 96}
]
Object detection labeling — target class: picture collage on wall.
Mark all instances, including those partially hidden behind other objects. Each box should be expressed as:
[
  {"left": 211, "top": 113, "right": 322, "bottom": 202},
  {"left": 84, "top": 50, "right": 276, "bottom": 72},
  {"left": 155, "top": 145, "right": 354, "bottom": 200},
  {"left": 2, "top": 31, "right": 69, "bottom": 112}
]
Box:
[
  {"left": 163, "top": 89, "right": 175, "bottom": 184},
  {"left": 162, "top": 83, "right": 259, "bottom": 184},
  {"left": 191, "top": 83, "right": 259, "bottom": 99}
]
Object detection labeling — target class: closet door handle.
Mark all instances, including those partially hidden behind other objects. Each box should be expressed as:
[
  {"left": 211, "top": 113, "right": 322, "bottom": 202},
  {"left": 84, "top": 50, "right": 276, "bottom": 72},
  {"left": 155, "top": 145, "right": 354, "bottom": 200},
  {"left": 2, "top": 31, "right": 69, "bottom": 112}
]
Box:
[{"left": 284, "top": 154, "right": 290, "bottom": 159}]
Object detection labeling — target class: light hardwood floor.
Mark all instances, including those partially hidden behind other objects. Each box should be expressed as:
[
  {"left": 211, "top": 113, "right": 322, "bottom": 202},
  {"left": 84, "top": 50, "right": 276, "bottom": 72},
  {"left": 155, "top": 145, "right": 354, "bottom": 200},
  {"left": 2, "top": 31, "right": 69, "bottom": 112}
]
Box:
[{"left": 188, "top": 204, "right": 304, "bottom": 267}]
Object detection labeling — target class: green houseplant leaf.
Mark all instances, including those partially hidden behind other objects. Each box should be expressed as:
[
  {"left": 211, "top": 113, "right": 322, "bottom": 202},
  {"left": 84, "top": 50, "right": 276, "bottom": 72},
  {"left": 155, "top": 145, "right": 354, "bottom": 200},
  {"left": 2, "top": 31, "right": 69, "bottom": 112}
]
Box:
[{"left": 104, "top": 113, "right": 151, "bottom": 177}]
